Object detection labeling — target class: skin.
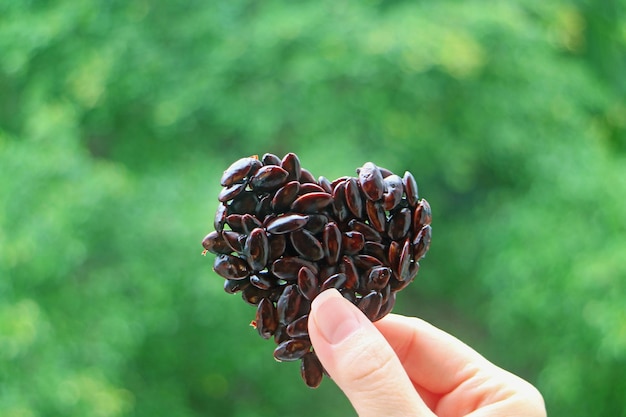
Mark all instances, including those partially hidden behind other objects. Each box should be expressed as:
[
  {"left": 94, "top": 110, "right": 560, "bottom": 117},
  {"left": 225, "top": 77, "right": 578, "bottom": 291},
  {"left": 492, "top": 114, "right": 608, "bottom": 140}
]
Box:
[{"left": 308, "top": 289, "right": 546, "bottom": 417}]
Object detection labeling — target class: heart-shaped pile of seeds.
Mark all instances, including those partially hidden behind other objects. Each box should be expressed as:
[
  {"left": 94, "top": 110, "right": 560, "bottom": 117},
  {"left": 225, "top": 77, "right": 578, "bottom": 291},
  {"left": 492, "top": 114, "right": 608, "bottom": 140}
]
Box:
[{"left": 202, "top": 153, "right": 432, "bottom": 388}]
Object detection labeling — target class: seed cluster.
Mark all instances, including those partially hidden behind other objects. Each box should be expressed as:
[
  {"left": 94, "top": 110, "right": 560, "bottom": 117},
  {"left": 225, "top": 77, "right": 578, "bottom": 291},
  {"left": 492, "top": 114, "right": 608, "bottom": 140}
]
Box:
[{"left": 202, "top": 153, "right": 432, "bottom": 388}]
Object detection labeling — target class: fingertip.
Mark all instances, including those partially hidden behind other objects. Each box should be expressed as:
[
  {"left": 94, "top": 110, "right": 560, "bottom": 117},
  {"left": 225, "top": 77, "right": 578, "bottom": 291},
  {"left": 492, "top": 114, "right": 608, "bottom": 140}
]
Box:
[
  {"left": 309, "top": 289, "right": 364, "bottom": 345},
  {"left": 310, "top": 288, "right": 342, "bottom": 312}
]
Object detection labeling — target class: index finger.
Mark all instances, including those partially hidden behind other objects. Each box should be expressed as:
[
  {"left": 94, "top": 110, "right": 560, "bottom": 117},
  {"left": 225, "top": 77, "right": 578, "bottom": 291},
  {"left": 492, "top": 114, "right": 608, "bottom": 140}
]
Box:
[{"left": 374, "top": 314, "right": 494, "bottom": 395}]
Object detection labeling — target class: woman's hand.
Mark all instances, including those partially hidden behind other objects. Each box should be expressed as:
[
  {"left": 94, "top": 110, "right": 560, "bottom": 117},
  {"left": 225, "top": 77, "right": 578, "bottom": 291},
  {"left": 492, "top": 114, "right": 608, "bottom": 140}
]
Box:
[{"left": 308, "top": 289, "right": 546, "bottom": 417}]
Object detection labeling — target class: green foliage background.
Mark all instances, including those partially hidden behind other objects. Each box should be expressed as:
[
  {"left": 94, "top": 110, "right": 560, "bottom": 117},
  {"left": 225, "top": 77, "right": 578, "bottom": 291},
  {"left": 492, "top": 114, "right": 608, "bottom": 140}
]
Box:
[{"left": 1, "top": 1, "right": 625, "bottom": 416}]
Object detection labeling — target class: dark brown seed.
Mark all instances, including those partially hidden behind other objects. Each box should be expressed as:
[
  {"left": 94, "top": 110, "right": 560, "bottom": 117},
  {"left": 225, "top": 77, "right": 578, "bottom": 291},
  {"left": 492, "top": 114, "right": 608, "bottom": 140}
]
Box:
[
  {"left": 387, "top": 241, "right": 402, "bottom": 277},
  {"left": 224, "top": 278, "right": 250, "bottom": 294},
  {"left": 291, "top": 192, "right": 334, "bottom": 213},
  {"left": 266, "top": 214, "right": 310, "bottom": 234},
  {"left": 241, "top": 285, "right": 270, "bottom": 305},
  {"left": 222, "top": 230, "right": 246, "bottom": 252},
  {"left": 331, "top": 181, "right": 350, "bottom": 222},
  {"left": 218, "top": 182, "right": 247, "bottom": 203},
  {"left": 301, "top": 352, "right": 324, "bottom": 388},
  {"left": 340, "top": 256, "right": 359, "bottom": 290},
  {"left": 382, "top": 174, "right": 404, "bottom": 211},
  {"left": 225, "top": 214, "right": 246, "bottom": 233},
  {"left": 201, "top": 231, "right": 232, "bottom": 254},
  {"left": 214, "top": 203, "right": 227, "bottom": 232},
  {"left": 267, "top": 234, "right": 287, "bottom": 262},
  {"left": 304, "top": 214, "right": 328, "bottom": 234},
  {"left": 342, "top": 231, "right": 365, "bottom": 255},
  {"left": 272, "top": 181, "right": 301, "bottom": 212},
  {"left": 269, "top": 284, "right": 287, "bottom": 302},
  {"left": 379, "top": 166, "right": 394, "bottom": 178},
  {"left": 213, "top": 254, "right": 249, "bottom": 280},
  {"left": 348, "top": 219, "right": 382, "bottom": 242},
  {"left": 245, "top": 228, "right": 269, "bottom": 272},
  {"left": 255, "top": 194, "right": 273, "bottom": 219},
  {"left": 367, "top": 266, "right": 392, "bottom": 290},
  {"left": 220, "top": 157, "right": 262, "bottom": 186},
  {"left": 403, "top": 171, "right": 419, "bottom": 207},
  {"left": 241, "top": 213, "right": 263, "bottom": 234},
  {"left": 296, "top": 295, "right": 312, "bottom": 318},
  {"left": 274, "top": 323, "right": 289, "bottom": 344},
  {"left": 407, "top": 261, "right": 420, "bottom": 282},
  {"left": 249, "top": 165, "right": 289, "bottom": 191},
  {"left": 229, "top": 191, "right": 258, "bottom": 214},
  {"left": 341, "top": 289, "right": 358, "bottom": 304},
  {"left": 286, "top": 314, "right": 309, "bottom": 338},
  {"left": 250, "top": 272, "right": 275, "bottom": 290},
  {"left": 316, "top": 265, "right": 335, "bottom": 283},
  {"left": 353, "top": 255, "right": 383, "bottom": 271},
  {"left": 330, "top": 176, "right": 350, "bottom": 188},
  {"left": 358, "top": 291, "right": 383, "bottom": 321},
  {"left": 281, "top": 153, "right": 301, "bottom": 182},
  {"left": 256, "top": 298, "right": 278, "bottom": 339},
  {"left": 412, "top": 198, "right": 432, "bottom": 234},
  {"left": 374, "top": 291, "right": 396, "bottom": 321},
  {"left": 363, "top": 241, "right": 387, "bottom": 262},
  {"left": 322, "top": 222, "right": 342, "bottom": 266},
  {"left": 299, "top": 168, "right": 317, "bottom": 184},
  {"left": 274, "top": 338, "right": 311, "bottom": 361},
  {"left": 380, "top": 282, "right": 391, "bottom": 303},
  {"left": 271, "top": 257, "right": 319, "bottom": 281},
  {"left": 299, "top": 183, "right": 327, "bottom": 195},
  {"left": 398, "top": 238, "right": 413, "bottom": 281},
  {"left": 262, "top": 153, "right": 282, "bottom": 166},
  {"left": 344, "top": 177, "right": 364, "bottom": 219},
  {"left": 276, "top": 284, "right": 303, "bottom": 324},
  {"left": 290, "top": 229, "right": 324, "bottom": 261},
  {"left": 318, "top": 176, "right": 332, "bottom": 193},
  {"left": 413, "top": 224, "right": 432, "bottom": 260},
  {"left": 388, "top": 208, "right": 411, "bottom": 240},
  {"left": 273, "top": 339, "right": 311, "bottom": 362},
  {"left": 321, "top": 273, "right": 347, "bottom": 291},
  {"left": 365, "top": 200, "right": 386, "bottom": 233},
  {"left": 357, "top": 162, "right": 385, "bottom": 201},
  {"left": 390, "top": 273, "right": 414, "bottom": 292},
  {"left": 298, "top": 266, "right": 320, "bottom": 301},
  {"left": 262, "top": 214, "right": 277, "bottom": 228}
]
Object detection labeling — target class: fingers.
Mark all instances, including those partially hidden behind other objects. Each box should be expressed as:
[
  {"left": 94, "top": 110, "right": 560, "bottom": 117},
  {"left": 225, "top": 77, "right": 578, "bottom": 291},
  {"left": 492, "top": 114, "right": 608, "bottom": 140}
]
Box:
[
  {"left": 308, "top": 289, "right": 436, "bottom": 417},
  {"left": 374, "top": 314, "right": 491, "bottom": 395},
  {"left": 375, "top": 314, "right": 546, "bottom": 417}
]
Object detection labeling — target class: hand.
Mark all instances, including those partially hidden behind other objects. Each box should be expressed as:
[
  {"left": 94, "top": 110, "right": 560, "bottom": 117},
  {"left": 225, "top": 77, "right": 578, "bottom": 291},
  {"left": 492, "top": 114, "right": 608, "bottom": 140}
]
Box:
[{"left": 308, "top": 289, "right": 546, "bottom": 417}]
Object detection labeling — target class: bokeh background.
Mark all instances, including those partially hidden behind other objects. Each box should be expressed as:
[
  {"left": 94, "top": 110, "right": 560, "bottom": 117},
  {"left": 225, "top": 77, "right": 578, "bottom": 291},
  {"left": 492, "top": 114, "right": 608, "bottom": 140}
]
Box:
[{"left": 1, "top": 1, "right": 625, "bottom": 416}]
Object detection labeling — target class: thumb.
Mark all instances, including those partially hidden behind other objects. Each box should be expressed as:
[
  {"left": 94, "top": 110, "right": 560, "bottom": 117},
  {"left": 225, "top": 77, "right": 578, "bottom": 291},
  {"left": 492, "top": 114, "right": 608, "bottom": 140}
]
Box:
[{"left": 308, "top": 289, "right": 434, "bottom": 417}]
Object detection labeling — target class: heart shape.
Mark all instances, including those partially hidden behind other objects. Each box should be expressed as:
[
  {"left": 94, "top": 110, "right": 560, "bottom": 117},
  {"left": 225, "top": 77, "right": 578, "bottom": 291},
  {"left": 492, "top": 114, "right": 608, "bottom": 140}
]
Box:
[{"left": 202, "top": 153, "right": 432, "bottom": 388}]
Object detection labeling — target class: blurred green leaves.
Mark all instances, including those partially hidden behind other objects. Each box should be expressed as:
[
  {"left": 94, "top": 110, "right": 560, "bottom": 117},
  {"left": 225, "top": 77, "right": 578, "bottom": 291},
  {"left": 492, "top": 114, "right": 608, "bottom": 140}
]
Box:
[{"left": 1, "top": 0, "right": 625, "bottom": 416}]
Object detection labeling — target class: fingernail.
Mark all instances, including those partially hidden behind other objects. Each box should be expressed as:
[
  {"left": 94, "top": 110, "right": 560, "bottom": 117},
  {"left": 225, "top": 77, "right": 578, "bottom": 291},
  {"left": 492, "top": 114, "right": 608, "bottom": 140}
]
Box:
[{"left": 311, "top": 289, "right": 362, "bottom": 345}]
